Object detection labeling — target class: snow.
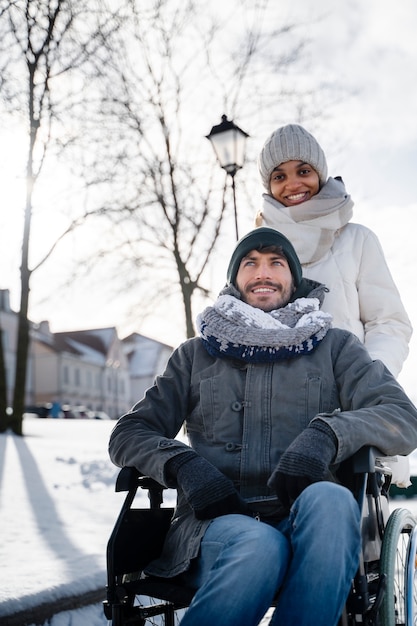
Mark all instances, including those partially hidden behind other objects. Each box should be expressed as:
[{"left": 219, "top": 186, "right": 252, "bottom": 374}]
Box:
[
  {"left": 0, "top": 416, "right": 176, "bottom": 625},
  {"left": 2, "top": 415, "right": 417, "bottom": 626},
  {"left": 30, "top": 604, "right": 109, "bottom": 626}
]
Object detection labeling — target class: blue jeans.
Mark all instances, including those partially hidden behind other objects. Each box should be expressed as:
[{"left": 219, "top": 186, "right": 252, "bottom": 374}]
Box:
[{"left": 179, "top": 482, "right": 361, "bottom": 626}]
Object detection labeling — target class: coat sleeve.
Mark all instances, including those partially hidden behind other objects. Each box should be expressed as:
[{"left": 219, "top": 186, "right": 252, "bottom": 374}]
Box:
[
  {"left": 318, "top": 331, "right": 417, "bottom": 463},
  {"left": 357, "top": 228, "right": 412, "bottom": 377},
  {"left": 108, "top": 341, "right": 196, "bottom": 486}
]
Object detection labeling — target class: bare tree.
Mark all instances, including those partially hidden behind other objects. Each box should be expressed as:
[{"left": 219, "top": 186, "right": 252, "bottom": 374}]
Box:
[
  {"left": 75, "top": 0, "right": 312, "bottom": 340},
  {"left": 0, "top": 0, "right": 334, "bottom": 434},
  {"left": 0, "top": 0, "right": 122, "bottom": 434},
  {"left": 0, "top": 327, "right": 8, "bottom": 431}
]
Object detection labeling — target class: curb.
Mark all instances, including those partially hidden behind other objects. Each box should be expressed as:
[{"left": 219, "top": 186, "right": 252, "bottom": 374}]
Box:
[{"left": 0, "top": 588, "right": 106, "bottom": 626}]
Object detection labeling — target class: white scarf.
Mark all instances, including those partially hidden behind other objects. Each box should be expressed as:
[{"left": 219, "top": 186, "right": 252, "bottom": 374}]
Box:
[{"left": 254, "top": 177, "right": 354, "bottom": 265}]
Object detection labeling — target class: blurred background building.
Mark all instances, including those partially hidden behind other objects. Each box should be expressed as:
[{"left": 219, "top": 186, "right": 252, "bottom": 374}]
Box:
[{"left": 0, "top": 289, "right": 172, "bottom": 419}]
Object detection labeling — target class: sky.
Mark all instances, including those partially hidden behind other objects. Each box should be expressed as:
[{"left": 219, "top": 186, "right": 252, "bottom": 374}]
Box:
[
  {"left": 2, "top": 0, "right": 417, "bottom": 398},
  {"left": 1, "top": 415, "right": 417, "bottom": 625}
]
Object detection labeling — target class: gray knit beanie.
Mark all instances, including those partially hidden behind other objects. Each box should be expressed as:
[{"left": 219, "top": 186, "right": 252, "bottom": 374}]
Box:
[{"left": 258, "top": 124, "right": 328, "bottom": 192}]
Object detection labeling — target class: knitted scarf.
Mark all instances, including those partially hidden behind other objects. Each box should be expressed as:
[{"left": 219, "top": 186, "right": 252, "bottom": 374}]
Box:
[
  {"left": 197, "top": 288, "right": 332, "bottom": 363},
  {"left": 254, "top": 177, "right": 354, "bottom": 265}
]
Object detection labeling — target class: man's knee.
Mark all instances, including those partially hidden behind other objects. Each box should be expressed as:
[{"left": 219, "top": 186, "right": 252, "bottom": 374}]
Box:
[
  {"left": 291, "top": 482, "right": 361, "bottom": 541},
  {"left": 287, "top": 483, "right": 361, "bottom": 576},
  {"left": 204, "top": 514, "right": 289, "bottom": 566},
  {"left": 298, "top": 481, "right": 358, "bottom": 513}
]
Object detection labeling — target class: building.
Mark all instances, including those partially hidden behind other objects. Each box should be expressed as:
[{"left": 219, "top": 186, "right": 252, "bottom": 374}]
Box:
[
  {"left": 122, "top": 332, "right": 173, "bottom": 408},
  {"left": 0, "top": 289, "right": 173, "bottom": 419},
  {"left": 32, "top": 323, "right": 134, "bottom": 419}
]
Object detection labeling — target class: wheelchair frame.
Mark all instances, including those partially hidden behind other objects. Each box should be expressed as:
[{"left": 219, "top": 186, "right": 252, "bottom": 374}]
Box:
[{"left": 104, "top": 447, "right": 417, "bottom": 626}]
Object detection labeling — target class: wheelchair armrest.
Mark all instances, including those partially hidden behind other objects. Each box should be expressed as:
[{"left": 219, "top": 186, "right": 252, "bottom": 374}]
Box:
[
  {"left": 350, "top": 446, "right": 388, "bottom": 474},
  {"left": 115, "top": 466, "right": 167, "bottom": 502},
  {"left": 116, "top": 466, "right": 141, "bottom": 492}
]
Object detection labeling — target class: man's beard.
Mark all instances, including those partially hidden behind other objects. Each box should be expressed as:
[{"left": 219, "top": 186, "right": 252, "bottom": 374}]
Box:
[{"left": 241, "top": 279, "right": 295, "bottom": 312}]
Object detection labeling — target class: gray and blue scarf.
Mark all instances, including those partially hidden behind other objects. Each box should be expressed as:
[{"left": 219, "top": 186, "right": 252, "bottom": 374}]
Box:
[{"left": 197, "top": 288, "right": 332, "bottom": 363}]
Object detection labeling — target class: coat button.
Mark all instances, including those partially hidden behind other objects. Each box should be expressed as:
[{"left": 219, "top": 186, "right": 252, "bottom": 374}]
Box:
[
  {"left": 225, "top": 442, "right": 236, "bottom": 451},
  {"left": 231, "top": 401, "right": 243, "bottom": 411},
  {"left": 158, "top": 440, "right": 174, "bottom": 448}
]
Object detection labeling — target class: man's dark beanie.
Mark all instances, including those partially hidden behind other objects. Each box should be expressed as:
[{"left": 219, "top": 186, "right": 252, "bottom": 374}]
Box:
[{"left": 226, "top": 227, "right": 302, "bottom": 287}]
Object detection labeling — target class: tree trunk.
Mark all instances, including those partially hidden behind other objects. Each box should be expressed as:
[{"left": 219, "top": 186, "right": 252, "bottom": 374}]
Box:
[
  {"left": 184, "top": 284, "right": 195, "bottom": 339},
  {"left": 0, "top": 327, "right": 9, "bottom": 432},
  {"left": 10, "top": 291, "right": 30, "bottom": 436},
  {"left": 11, "top": 131, "right": 34, "bottom": 436}
]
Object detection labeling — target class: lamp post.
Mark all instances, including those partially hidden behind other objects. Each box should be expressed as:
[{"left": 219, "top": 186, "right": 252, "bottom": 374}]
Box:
[{"left": 206, "top": 114, "right": 249, "bottom": 240}]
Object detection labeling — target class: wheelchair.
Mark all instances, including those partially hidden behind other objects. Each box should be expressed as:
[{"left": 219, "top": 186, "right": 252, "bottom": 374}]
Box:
[{"left": 103, "top": 447, "right": 417, "bottom": 626}]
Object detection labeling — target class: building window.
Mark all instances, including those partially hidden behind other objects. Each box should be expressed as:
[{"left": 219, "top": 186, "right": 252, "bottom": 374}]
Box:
[
  {"left": 63, "top": 365, "right": 69, "bottom": 384},
  {"left": 74, "top": 368, "right": 80, "bottom": 386}
]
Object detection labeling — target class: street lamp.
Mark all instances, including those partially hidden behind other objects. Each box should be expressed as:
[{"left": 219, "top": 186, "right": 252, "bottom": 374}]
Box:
[{"left": 206, "top": 114, "right": 249, "bottom": 240}]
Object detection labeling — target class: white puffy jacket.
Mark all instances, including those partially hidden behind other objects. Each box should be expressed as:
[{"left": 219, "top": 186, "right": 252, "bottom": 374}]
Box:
[{"left": 255, "top": 178, "right": 412, "bottom": 377}]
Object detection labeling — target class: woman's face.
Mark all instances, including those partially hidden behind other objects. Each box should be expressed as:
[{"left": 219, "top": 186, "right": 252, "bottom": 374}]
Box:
[{"left": 269, "top": 160, "right": 320, "bottom": 206}]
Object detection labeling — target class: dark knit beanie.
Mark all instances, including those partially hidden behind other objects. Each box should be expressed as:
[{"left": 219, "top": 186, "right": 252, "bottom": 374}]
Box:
[
  {"left": 226, "top": 227, "right": 302, "bottom": 287},
  {"left": 258, "top": 124, "right": 328, "bottom": 192}
]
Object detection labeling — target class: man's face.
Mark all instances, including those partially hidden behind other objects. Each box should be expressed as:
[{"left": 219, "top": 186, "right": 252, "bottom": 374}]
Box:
[{"left": 235, "top": 249, "right": 295, "bottom": 311}]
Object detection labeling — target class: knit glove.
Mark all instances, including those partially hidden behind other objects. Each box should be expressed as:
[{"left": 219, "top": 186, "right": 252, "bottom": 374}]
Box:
[
  {"left": 268, "top": 420, "right": 338, "bottom": 508},
  {"left": 165, "top": 452, "right": 245, "bottom": 520}
]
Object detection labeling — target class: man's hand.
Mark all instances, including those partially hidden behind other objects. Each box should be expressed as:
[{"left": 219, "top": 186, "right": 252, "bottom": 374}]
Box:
[
  {"left": 165, "top": 452, "right": 245, "bottom": 520},
  {"left": 268, "top": 420, "right": 337, "bottom": 508}
]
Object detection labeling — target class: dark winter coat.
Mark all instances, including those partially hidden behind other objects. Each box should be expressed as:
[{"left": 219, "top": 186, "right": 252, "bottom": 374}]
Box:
[{"left": 109, "top": 328, "right": 417, "bottom": 577}]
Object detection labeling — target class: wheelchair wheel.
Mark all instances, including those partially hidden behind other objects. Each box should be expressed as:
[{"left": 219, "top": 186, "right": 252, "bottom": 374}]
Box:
[{"left": 379, "top": 507, "right": 417, "bottom": 625}]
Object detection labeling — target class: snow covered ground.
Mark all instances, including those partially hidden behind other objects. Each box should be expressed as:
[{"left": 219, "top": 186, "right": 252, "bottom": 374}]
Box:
[
  {"left": 1, "top": 415, "right": 417, "bottom": 626},
  {"left": 0, "top": 416, "right": 178, "bottom": 625}
]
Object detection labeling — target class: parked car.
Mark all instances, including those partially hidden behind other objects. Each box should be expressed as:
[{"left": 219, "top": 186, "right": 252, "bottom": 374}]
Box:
[
  {"left": 24, "top": 404, "right": 52, "bottom": 418},
  {"left": 61, "top": 405, "right": 94, "bottom": 419},
  {"left": 90, "top": 411, "right": 112, "bottom": 420}
]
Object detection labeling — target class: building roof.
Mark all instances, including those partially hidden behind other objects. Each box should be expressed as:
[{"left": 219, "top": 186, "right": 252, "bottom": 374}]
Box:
[
  {"left": 123, "top": 332, "right": 172, "bottom": 377},
  {"left": 54, "top": 328, "right": 116, "bottom": 354},
  {"left": 34, "top": 327, "right": 118, "bottom": 365}
]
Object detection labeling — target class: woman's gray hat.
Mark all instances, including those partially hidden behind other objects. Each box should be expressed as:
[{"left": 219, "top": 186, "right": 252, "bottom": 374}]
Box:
[
  {"left": 258, "top": 124, "right": 328, "bottom": 192},
  {"left": 226, "top": 227, "right": 302, "bottom": 287}
]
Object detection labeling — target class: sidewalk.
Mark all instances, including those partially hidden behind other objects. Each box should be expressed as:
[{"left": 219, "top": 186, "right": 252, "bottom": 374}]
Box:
[
  {"left": 1, "top": 588, "right": 106, "bottom": 626},
  {"left": 0, "top": 419, "right": 122, "bottom": 620}
]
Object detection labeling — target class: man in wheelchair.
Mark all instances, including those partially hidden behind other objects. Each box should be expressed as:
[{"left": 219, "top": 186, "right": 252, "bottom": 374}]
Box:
[{"left": 109, "top": 227, "right": 417, "bottom": 626}]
